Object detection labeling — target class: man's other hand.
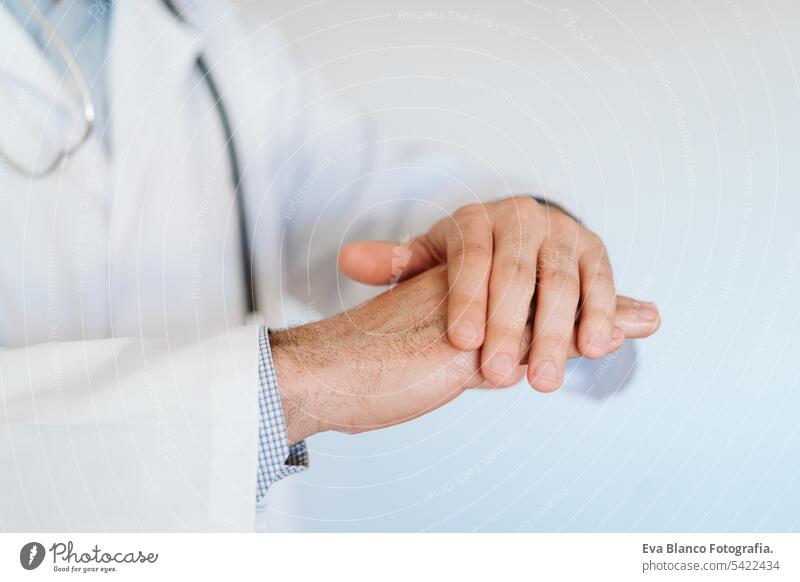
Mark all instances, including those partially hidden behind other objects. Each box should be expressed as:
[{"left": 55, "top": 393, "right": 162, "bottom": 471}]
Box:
[{"left": 339, "top": 196, "right": 659, "bottom": 391}]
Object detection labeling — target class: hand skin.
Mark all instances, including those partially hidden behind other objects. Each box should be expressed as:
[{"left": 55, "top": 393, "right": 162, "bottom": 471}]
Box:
[
  {"left": 271, "top": 265, "right": 660, "bottom": 445},
  {"left": 339, "top": 196, "right": 656, "bottom": 392}
]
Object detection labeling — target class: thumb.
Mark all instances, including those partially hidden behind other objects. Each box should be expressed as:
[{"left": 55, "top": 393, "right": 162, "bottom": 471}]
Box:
[{"left": 338, "top": 237, "right": 441, "bottom": 285}]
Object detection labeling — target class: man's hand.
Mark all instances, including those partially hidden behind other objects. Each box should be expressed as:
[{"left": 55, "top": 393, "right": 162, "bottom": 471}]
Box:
[
  {"left": 271, "top": 265, "right": 660, "bottom": 444},
  {"left": 338, "top": 196, "right": 659, "bottom": 391}
]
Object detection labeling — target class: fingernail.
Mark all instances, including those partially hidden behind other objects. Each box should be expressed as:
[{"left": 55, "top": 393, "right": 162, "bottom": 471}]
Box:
[
  {"left": 636, "top": 303, "right": 659, "bottom": 321},
  {"left": 454, "top": 320, "right": 480, "bottom": 345},
  {"left": 487, "top": 354, "right": 515, "bottom": 379},
  {"left": 532, "top": 360, "right": 559, "bottom": 384}
]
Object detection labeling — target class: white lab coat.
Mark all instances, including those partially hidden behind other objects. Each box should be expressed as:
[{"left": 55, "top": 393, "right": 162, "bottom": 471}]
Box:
[{"left": 0, "top": 0, "right": 535, "bottom": 531}]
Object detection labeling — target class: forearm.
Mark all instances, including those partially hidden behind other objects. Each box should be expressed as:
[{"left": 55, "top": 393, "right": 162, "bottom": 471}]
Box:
[
  {"left": 268, "top": 263, "right": 657, "bottom": 446},
  {"left": 269, "top": 266, "right": 483, "bottom": 441}
]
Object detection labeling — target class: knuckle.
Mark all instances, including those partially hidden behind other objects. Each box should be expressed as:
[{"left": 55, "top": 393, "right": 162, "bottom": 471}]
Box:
[
  {"left": 586, "top": 268, "right": 615, "bottom": 290},
  {"left": 509, "top": 195, "right": 542, "bottom": 218},
  {"left": 500, "top": 201, "right": 542, "bottom": 229},
  {"left": 496, "top": 254, "right": 537, "bottom": 281},
  {"left": 456, "top": 241, "right": 492, "bottom": 264},
  {"left": 541, "top": 239, "right": 576, "bottom": 269},
  {"left": 520, "top": 228, "right": 539, "bottom": 249},
  {"left": 555, "top": 238, "right": 578, "bottom": 259},
  {"left": 581, "top": 229, "right": 603, "bottom": 248},
  {"left": 513, "top": 227, "right": 539, "bottom": 251},
  {"left": 454, "top": 203, "right": 487, "bottom": 222},
  {"left": 547, "top": 211, "right": 580, "bottom": 235},
  {"left": 547, "top": 208, "right": 574, "bottom": 229},
  {"left": 502, "top": 226, "right": 538, "bottom": 255},
  {"left": 540, "top": 267, "right": 579, "bottom": 290},
  {"left": 599, "top": 251, "right": 614, "bottom": 275}
]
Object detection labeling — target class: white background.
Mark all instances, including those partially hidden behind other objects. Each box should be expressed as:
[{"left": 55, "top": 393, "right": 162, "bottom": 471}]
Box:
[{"left": 244, "top": 0, "right": 800, "bottom": 532}]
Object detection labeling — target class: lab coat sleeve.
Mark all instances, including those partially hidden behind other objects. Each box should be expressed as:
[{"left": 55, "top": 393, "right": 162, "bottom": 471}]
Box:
[{"left": 0, "top": 325, "right": 260, "bottom": 531}]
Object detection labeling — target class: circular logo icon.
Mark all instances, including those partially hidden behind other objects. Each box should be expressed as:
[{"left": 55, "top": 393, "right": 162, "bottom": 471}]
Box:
[{"left": 20, "top": 542, "right": 46, "bottom": 570}]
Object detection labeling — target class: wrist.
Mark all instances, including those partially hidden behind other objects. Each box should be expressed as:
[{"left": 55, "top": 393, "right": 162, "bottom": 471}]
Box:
[{"left": 269, "top": 326, "right": 336, "bottom": 444}]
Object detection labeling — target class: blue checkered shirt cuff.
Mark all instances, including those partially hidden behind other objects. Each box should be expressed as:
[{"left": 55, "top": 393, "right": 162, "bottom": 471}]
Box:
[{"left": 256, "top": 325, "right": 308, "bottom": 503}]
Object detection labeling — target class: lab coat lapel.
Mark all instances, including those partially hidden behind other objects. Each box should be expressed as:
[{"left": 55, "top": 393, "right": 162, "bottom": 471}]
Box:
[{"left": 106, "top": 0, "right": 202, "bottom": 264}]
